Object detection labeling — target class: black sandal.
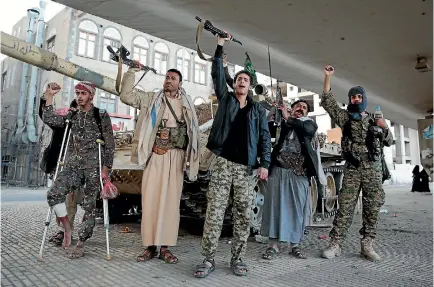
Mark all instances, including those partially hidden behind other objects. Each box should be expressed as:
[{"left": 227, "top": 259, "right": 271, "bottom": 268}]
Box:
[
  {"left": 193, "top": 259, "right": 215, "bottom": 279},
  {"left": 158, "top": 249, "right": 179, "bottom": 264},
  {"left": 137, "top": 246, "right": 158, "bottom": 262},
  {"left": 231, "top": 259, "right": 249, "bottom": 276},
  {"left": 262, "top": 247, "right": 278, "bottom": 260},
  {"left": 49, "top": 231, "right": 64, "bottom": 246},
  {"left": 291, "top": 246, "right": 307, "bottom": 259}
]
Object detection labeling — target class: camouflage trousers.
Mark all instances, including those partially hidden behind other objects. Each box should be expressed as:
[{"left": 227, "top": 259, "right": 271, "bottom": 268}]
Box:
[
  {"left": 201, "top": 156, "right": 255, "bottom": 262},
  {"left": 329, "top": 164, "right": 385, "bottom": 244},
  {"left": 47, "top": 156, "right": 101, "bottom": 242}
]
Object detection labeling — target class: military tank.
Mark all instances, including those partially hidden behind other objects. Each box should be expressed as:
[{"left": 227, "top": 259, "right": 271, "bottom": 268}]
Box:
[
  {"left": 107, "top": 91, "right": 343, "bottom": 233},
  {"left": 106, "top": 101, "right": 266, "bottom": 234}
]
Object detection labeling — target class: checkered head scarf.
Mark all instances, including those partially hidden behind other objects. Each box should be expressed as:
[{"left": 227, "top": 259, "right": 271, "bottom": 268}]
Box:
[{"left": 75, "top": 81, "right": 96, "bottom": 96}]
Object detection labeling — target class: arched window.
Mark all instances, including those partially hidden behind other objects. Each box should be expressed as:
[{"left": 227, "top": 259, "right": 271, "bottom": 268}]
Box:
[
  {"left": 99, "top": 91, "right": 117, "bottom": 113},
  {"left": 176, "top": 49, "right": 191, "bottom": 81},
  {"left": 194, "top": 97, "right": 206, "bottom": 106},
  {"left": 194, "top": 55, "right": 207, "bottom": 85},
  {"left": 77, "top": 20, "right": 98, "bottom": 58},
  {"left": 132, "top": 36, "right": 149, "bottom": 65},
  {"left": 102, "top": 27, "right": 121, "bottom": 62},
  {"left": 153, "top": 42, "right": 169, "bottom": 75},
  {"left": 46, "top": 36, "right": 55, "bottom": 52}
]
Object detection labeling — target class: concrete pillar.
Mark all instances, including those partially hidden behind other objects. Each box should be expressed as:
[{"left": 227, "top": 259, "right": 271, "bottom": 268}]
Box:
[
  {"left": 409, "top": 128, "right": 421, "bottom": 165},
  {"left": 394, "top": 124, "right": 405, "bottom": 164},
  {"left": 384, "top": 119, "right": 394, "bottom": 170}
]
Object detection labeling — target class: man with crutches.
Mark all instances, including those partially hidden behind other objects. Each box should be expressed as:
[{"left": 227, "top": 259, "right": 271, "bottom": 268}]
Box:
[
  {"left": 38, "top": 98, "right": 82, "bottom": 246},
  {"left": 39, "top": 81, "right": 115, "bottom": 259}
]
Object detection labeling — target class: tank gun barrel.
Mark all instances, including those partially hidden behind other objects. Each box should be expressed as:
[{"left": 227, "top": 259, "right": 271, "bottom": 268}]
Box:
[{"left": 1, "top": 31, "right": 119, "bottom": 95}]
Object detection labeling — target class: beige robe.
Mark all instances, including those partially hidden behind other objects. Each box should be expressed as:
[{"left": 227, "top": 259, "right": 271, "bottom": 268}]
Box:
[
  {"left": 140, "top": 97, "right": 185, "bottom": 246},
  {"left": 119, "top": 68, "right": 200, "bottom": 246}
]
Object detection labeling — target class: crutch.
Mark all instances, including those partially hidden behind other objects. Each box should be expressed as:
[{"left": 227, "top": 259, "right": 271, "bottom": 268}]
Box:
[
  {"left": 37, "top": 120, "right": 72, "bottom": 261},
  {"left": 97, "top": 138, "right": 111, "bottom": 261}
]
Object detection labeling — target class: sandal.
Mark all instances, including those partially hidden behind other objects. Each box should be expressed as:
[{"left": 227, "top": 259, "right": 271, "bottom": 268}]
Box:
[
  {"left": 262, "top": 247, "right": 278, "bottom": 260},
  {"left": 158, "top": 249, "right": 179, "bottom": 264},
  {"left": 49, "top": 231, "right": 64, "bottom": 246},
  {"left": 193, "top": 259, "right": 215, "bottom": 278},
  {"left": 291, "top": 246, "right": 307, "bottom": 259},
  {"left": 231, "top": 260, "right": 248, "bottom": 276},
  {"left": 137, "top": 246, "right": 158, "bottom": 262},
  {"left": 67, "top": 246, "right": 85, "bottom": 259}
]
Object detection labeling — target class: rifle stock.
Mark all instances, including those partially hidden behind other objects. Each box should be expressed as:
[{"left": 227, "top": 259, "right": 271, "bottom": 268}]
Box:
[{"left": 274, "top": 81, "right": 283, "bottom": 126}]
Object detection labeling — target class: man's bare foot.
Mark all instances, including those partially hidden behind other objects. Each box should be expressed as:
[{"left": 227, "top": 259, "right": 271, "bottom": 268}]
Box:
[
  {"left": 68, "top": 241, "right": 85, "bottom": 259},
  {"left": 57, "top": 216, "right": 72, "bottom": 249}
]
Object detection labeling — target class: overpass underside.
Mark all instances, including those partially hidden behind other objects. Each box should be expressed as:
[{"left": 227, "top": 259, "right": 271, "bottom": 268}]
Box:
[{"left": 54, "top": 0, "right": 433, "bottom": 128}]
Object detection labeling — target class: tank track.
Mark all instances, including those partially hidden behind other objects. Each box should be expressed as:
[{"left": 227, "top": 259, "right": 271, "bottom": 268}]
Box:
[
  {"left": 313, "top": 209, "right": 338, "bottom": 221},
  {"left": 323, "top": 166, "right": 344, "bottom": 173}
]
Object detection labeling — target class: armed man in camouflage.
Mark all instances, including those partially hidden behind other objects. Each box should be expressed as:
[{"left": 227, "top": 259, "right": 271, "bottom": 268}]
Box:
[
  {"left": 193, "top": 33, "right": 271, "bottom": 278},
  {"left": 320, "top": 65, "right": 393, "bottom": 261},
  {"left": 41, "top": 81, "right": 115, "bottom": 259}
]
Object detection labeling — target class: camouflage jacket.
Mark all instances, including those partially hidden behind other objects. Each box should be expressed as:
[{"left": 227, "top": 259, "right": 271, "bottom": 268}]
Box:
[
  {"left": 321, "top": 90, "right": 393, "bottom": 169},
  {"left": 41, "top": 105, "right": 115, "bottom": 169}
]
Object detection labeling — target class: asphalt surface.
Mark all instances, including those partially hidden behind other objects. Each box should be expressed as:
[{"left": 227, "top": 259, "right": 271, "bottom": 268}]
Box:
[{"left": 1, "top": 184, "right": 432, "bottom": 287}]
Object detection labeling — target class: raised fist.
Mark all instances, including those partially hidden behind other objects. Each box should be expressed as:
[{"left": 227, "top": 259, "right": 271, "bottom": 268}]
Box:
[
  {"left": 324, "top": 65, "right": 335, "bottom": 76},
  {"left": 45, "top": 82, "right": 61, "bottom": 97}
]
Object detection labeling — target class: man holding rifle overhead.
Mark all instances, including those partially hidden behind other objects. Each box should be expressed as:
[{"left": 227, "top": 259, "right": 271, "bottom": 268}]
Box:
[
  {"left": 119, "top": 63, "right": 200, "bottom": 264},
  {"left": 193, "top": 32, "right": 271, "bottom": 278}
]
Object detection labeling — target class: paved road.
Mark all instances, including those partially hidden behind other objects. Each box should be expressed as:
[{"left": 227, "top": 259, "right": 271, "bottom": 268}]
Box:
[
  {"left": 1, "top": 186, "right": 47, "bottom": 203},
  {"left": 1, "top": 185, "right": 432, "bottom": 287}
]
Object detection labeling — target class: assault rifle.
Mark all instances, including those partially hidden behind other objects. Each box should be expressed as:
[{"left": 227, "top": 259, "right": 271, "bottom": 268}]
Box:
[
  {"left": 195, "top": 16, "right": 242, "bottom": 45},
  {"left": 107, "top": 45, "right": 156, "bottom": 73},
  {"left": 107, "top": 45, "right": 156, "bottom": 93},
  {"left": 274, "top": 80, "right": 283, "bottom": 127}
]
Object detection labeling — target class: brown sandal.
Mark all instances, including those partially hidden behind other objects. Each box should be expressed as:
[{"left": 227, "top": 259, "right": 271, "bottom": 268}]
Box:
[
  {"left": 159, "top": 249, "right": 179, "bottom": 264},
  {"left": 137, "top": 246, "right": 158, "bottom": 262},
  {"left": 49, "top": 231, "right": 64, "bottom": 246},
  {"left": 67, "top": 246, "right": 85, "bottom": 259}
]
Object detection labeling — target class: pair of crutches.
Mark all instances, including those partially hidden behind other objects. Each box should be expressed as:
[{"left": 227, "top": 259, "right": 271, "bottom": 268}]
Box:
[{"left": 37, "top": 120, "right": 111, "bottom": 261}]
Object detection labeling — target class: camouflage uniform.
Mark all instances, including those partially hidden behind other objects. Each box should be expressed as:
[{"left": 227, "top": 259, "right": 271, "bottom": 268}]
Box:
[
  {"left": 320, "top": 90, "right": 393, "bottom": 257},
  {"left": 201, "top": 156, "right": 255, "bottom": 262},
  {"left": 42, "top": 105, "right": 115, "bottom": 242}
]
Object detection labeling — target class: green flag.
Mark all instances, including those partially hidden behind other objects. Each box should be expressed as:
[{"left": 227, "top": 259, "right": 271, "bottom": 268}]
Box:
[{"left": 244, "top": 52, "right": 258, "bottom": 86}]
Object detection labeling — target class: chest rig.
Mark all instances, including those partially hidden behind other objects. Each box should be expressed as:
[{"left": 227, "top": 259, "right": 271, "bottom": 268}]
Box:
[
  {"left": 152, "top": 96, "right": 189, "bottom": 155},
  {"left": 341, "top": 114, "right": 382, "bottom": 168}
]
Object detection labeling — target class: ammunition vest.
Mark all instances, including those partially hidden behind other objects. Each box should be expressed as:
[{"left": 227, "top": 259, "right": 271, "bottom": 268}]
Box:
[{"left": 341, "top": 114, "right": 382, "bottom": 166}]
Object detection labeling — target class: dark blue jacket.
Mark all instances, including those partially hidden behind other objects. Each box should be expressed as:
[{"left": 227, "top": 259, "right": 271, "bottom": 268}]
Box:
[
  {"left": 206, "top": 45, "right": 271, "bottom": 171},
  {"left": 269, "top": 118, "right": 319, "bottom": 178}
]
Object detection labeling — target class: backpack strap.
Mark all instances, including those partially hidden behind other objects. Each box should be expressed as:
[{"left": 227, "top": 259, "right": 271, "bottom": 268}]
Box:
[{"left": 93, "top": 107, "right": 105, "bottom": 141}]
